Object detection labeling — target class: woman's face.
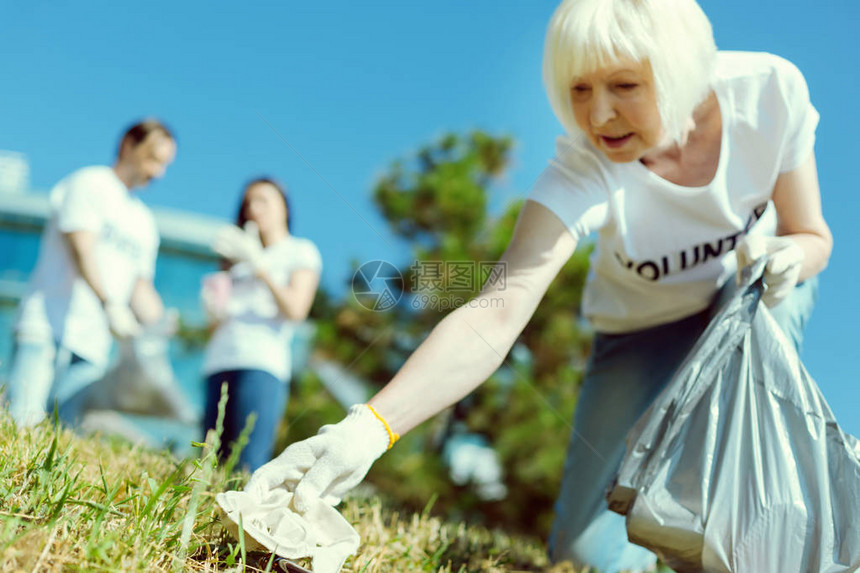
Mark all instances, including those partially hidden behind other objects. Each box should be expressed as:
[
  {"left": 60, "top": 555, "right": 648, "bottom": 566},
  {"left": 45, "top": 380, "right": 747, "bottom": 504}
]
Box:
[
  {"left": 570, "top": 58, "right": 664, "bottom": 163},
  {"left": 243, "top": 182, "right": 287, "bottom": 235}
]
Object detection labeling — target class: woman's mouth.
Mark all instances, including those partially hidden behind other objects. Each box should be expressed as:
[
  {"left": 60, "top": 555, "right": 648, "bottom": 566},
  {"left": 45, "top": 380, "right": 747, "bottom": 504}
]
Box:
[{"left": 599, "top": 133, "right": 634, "bottom": 149}]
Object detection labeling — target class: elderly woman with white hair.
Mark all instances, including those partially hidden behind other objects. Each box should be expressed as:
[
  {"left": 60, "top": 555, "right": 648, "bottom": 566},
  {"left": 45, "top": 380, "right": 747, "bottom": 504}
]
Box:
[{"left": 244, "top": 0, "right": 831, "bottom": 570}]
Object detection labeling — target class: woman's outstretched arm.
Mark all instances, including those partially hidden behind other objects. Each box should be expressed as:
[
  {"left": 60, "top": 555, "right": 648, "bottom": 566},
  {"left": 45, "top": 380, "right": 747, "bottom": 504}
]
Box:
[
  {"left": 370, "top": 199, "right": 578, "bottom": 434},
  {"left": 244, "top": 200, "right": 578, "bottom": 507}
]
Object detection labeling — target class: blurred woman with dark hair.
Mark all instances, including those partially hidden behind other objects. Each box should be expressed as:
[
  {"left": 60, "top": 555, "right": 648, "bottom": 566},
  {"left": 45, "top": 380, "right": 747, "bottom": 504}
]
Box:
[{"left": 201, "top": 178, "right": 321, "bottom": 471}]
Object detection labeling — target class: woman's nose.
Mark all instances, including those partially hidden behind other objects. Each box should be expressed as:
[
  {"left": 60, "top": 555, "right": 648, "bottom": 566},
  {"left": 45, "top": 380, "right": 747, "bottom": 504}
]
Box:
[{"left": 590, "top": 91, "right": 616, "bottom": 127}]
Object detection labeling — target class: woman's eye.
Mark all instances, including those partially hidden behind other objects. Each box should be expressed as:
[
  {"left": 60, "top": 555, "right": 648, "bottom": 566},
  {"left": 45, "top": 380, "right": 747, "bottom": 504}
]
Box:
[
  {"left": 571, "top": 85, "right": 591, "bottom": 94},
  {"left": 616, "top": 83, "right": 638, "bottom": 90}
]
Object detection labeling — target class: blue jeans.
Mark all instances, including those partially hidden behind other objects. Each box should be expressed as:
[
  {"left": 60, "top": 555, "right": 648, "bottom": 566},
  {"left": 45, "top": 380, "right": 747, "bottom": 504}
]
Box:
[
  {"left": 6, "top": 340, "right": 56, "bottom": 427},
  {"left": 203, "top": 369, "right": 288, "bottom": 472},
  {"left": 548, "top": 279, "right": 818, "bottom": 572},
  {"left": 51, "top": 347, "right": 108, "bottom": 426},
  {"left": 5, "top": 340, "right": 106, "bottom": 427}
]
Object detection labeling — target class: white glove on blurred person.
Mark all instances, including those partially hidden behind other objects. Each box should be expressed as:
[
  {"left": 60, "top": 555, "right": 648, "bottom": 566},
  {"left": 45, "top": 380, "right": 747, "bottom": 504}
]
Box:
[
  {"left": 736, "top": 235, "right": 804, "bottom": 308},
  {"left": 212, "top": 221, "right": 265, "bottom": 272},
  {"left": 245, "top": 404, "right": 395, "bottom": 514},
  {"left": 104, "top": 301, "right": 142, "bottom": 339}
]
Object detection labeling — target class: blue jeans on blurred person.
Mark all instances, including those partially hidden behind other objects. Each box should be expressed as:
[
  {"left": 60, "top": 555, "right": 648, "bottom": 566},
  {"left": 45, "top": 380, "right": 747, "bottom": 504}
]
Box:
[
  {"left": 6, "top": 339, "right": 107, "bottom": 427},
  {"left": 6, "top": 339, "right": 56, "bottom": 427},
  {"left": 203, "top": 369, "right": 288, "bottom": 472},
  {"left": 51, "top": 347, "right": 109, "bottom": 426},
  {"left": 548, "top": 279, "right": 818, "bottom": 573}
]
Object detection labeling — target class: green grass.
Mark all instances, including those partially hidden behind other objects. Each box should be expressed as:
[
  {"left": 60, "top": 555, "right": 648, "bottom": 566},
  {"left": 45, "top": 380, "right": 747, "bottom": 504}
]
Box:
[{"left": 0, "top": 402, "right": 599, "bottom": 572}]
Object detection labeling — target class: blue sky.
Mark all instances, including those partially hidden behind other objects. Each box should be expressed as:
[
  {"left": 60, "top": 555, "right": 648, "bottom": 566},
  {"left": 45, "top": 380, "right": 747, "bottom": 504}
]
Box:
[{"left": 1, "top": 0, "right": 858, "bottom": 435}]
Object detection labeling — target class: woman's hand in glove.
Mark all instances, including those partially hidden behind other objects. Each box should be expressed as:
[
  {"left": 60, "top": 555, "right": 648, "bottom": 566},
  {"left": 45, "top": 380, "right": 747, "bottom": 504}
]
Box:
[
  {"left": 212, "top": 222, "right": 265, "bottom": 272},
  {"left": 736, "top": 235, "right": 804, "bottom": 308},
  {"left": 245, "top": 404, "right": 396, "bottom": 513}
]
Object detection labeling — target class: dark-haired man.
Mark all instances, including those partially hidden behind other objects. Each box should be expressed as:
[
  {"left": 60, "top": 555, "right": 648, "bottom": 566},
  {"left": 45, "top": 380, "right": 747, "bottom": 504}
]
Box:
[{"left": 6, "top": 120, "right": 176, "bottom": 427}]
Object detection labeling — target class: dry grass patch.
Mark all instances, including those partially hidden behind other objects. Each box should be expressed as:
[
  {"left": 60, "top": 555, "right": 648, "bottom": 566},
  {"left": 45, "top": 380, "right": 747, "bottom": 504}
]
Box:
[{"left": 0, "top": 406, "right": 593, "bottom": 572}]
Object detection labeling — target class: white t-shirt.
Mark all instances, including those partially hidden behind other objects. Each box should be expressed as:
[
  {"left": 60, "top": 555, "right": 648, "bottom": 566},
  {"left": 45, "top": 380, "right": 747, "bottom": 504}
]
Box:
[
  {"left": 16, "top": 166, "right": 159, "bottom": 364},
  {"left": 202, "top": 235, "right": 322, "bottom": 381},
  {"left": 528, "top": 52, "right": 819, "bottom": 333}
]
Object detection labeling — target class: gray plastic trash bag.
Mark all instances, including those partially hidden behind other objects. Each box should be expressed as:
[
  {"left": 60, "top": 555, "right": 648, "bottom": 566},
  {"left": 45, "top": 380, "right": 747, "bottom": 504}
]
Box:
[
  {"left": 607, "top": 262, "right": 860, "bottom": 573},
  {"left": 83, "top": 310, "right": 198, "bottom": 424}
]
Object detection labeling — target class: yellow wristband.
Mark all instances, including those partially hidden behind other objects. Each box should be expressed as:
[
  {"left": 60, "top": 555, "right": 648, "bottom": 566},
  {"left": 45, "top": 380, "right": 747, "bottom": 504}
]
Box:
[{"left": 365, "top": 404, "right": 400, "bottom": 450}]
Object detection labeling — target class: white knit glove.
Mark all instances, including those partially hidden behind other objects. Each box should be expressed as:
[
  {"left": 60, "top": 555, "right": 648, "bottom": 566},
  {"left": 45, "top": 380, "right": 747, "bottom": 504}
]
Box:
[
  {"left": 212, "top": 221, "right": 265, "bottom": 272},
  {"left": 736, "top": 235, "right": 804, "bottom": 308},
  {"left": 104, "top": 301, "right": 141, "bottom": 339},
  {"left": 245, "top": 405, "right": 393, "bottom": 513}
]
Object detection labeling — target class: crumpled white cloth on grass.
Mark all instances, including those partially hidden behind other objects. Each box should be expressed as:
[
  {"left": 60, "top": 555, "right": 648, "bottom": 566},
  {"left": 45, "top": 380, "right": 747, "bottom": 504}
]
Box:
[{"left": 216, "top": 486, "right": 360, "bottom": 573}]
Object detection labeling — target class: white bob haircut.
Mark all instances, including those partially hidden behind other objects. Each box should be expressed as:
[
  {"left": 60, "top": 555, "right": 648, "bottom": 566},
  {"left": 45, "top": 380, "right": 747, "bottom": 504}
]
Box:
[{"left": 543, "top": 0, "right": 718, "bottom": 144}]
